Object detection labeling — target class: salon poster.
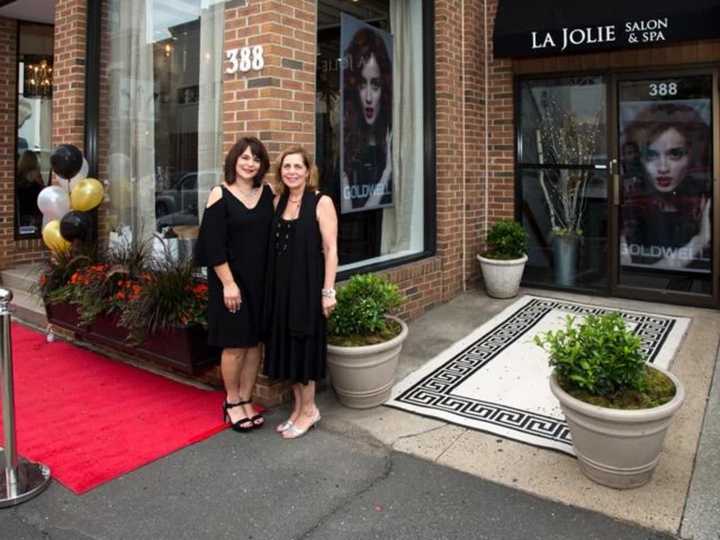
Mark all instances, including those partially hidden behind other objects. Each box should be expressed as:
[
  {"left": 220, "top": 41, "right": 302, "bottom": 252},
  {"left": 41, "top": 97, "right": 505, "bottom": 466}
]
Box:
[
  {"left": 339, "top": 13, "right": 394, "bottom": 214},
  {"left": 619, "top": 76, "right": 713, "bottom": 274}
]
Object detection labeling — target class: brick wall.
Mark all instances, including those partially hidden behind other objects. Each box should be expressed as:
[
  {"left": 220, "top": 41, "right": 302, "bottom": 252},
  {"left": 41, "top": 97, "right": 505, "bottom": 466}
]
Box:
[
  {"left": 53, "top": 0, "right": 86, "bottom": 151},
  {"left": 433, "top": 0, "right": 467, "bottom": 300},
  {"left": 0, "top": 18, "right": 17, "bottom": 270},
  {"left": 223, "top": 0, "right": 316, "bottom": 159},
  {"left": 483, "top": 0, "right": 515, "bottom": 231}
]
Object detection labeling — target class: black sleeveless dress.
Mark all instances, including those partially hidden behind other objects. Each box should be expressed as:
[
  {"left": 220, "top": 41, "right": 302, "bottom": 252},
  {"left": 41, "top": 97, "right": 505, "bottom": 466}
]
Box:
[
  {"left": 195, "top": 184, "right": 274, "bottom": 349},
  {"left": 263, "top": 191, "right": 327, "bottom": 384}
]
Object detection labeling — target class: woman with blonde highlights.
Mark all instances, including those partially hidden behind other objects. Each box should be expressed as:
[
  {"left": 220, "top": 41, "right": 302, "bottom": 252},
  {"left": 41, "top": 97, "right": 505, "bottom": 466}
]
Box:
[{"left": 263, "top": 146, "right": 338, "bottom": 439}]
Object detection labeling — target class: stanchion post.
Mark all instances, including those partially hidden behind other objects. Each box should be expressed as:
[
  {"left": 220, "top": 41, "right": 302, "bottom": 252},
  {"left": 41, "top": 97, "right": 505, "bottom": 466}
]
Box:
[{"left": 0, "top": 288, "right": 51, "bottom": 507}]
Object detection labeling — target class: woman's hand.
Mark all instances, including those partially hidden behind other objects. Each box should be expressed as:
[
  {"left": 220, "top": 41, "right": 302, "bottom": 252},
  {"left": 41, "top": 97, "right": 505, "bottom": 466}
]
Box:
[
  {"left": 223, "top": 282, "right": 242, "bottom": 313},
  {"left": 322, "top": 295, "right": 337, "bottom": 319},
  {"left": 382, "top": 130, "right": 392, "bottom": 180}
]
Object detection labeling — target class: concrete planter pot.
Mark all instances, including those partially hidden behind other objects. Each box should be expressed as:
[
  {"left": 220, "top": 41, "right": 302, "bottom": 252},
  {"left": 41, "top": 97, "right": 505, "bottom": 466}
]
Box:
[
  {"left": 327, "top": 316, "right": 409, "bottom": 409},
  {"left": 476, "top": 254, "right": 527, "bottom": 299},
  {"left": 549, "top": 367, "right": 685, "bottom": 489}
]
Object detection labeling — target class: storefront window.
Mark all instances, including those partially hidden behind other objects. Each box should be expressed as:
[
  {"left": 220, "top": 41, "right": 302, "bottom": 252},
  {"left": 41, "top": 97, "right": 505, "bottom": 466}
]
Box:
[
  {"left": 517, "top": 77, "right": 609, "bottom": 289},
  {"left": 317, "top": 0, "right": 426, "bottom": 270},
  {"left": 618, "top": 75, "right": 713, "bottom": 294},
  {"left": 105, "top": 0, "right": 224, "bottom": 252},
  {"left": 15, "top": 23, "right": 54, "bottom": 237}
]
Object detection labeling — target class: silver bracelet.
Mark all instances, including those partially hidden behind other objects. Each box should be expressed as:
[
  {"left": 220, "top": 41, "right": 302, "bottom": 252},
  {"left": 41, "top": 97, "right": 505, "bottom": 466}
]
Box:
[{"left": 321, "top": 288, "right": 336, "bottom": 298}]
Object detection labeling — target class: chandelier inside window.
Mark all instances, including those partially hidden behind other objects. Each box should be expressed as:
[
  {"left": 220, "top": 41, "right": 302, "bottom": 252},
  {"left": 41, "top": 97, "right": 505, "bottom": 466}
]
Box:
[{"left": 24, "top": 58, "right": 53, "bottom": 98}]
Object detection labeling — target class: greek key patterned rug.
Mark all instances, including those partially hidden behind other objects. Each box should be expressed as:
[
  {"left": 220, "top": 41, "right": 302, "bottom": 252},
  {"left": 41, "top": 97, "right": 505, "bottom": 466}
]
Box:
[{"left": 386, "top": 295, "right": 690, "bottom": 455}]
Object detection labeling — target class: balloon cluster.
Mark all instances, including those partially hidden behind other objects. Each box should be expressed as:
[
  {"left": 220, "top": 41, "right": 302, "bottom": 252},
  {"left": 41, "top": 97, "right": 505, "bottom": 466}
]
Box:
[{"left": 38, "top": 144, "right": 105, "bottom": 252}]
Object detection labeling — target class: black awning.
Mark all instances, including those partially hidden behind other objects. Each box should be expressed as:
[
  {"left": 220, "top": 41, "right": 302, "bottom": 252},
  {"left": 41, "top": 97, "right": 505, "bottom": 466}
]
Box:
[{"left": 493, "top": 0, "right": 720, "bottom": 58}]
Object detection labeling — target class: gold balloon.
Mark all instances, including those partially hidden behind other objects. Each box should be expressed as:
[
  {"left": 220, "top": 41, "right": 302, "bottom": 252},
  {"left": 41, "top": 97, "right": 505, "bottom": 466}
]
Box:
[
  {"left": 70, "top": 177, "right": 104, "bottom": 211},
  {"left": 42, "top": 220, "right": 71, "bottom": 253}
]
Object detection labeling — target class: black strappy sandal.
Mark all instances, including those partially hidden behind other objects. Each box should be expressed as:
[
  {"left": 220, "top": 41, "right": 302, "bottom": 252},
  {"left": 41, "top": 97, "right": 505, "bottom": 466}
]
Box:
[
  {"left": 223, "top": 400, "right": 254, "bottom": 433},
  {"left": 242, "top": 399, "right": 264, "bottom": 429},
  {"left": 249, "top": 409, "right": 264, "bottom": 429}
]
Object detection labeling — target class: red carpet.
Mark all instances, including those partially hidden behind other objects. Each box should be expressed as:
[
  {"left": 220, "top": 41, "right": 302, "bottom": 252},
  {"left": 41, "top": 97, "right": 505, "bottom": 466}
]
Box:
[{"left": 0, "top": 324, "right": 229, "bottom": 494}]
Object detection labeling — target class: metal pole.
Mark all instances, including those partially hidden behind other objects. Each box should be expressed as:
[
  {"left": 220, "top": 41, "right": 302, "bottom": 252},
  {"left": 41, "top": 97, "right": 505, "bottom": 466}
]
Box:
[{"left": 0, "top": 289, "right": 50, "bottom": 507}]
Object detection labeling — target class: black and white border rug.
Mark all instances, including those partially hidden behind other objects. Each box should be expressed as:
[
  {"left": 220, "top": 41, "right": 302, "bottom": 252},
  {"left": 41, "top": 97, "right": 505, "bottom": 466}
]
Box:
[{"left": 386, "top": 295, "right": 690, "bottom": 455}]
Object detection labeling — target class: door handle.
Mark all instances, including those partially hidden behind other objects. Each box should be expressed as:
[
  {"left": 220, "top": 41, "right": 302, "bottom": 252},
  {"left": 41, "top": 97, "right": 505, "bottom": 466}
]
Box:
[{"left": 610, "top": 159, "right": 620, "bottom": 206}]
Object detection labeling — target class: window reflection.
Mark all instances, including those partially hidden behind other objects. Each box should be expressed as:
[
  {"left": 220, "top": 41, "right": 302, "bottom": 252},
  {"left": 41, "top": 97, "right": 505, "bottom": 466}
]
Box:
[
  {"left": 16, "top": 23, "right": 53, "bottom": 237},
  {"left": 106, "top": 0, "right": 223, "bottom": 254}
]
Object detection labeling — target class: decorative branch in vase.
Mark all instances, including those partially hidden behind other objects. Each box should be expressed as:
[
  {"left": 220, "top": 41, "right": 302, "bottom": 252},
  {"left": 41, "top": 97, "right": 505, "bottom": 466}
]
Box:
[{"left": 536, "top": 100, "right": 602, "bottom": 238}]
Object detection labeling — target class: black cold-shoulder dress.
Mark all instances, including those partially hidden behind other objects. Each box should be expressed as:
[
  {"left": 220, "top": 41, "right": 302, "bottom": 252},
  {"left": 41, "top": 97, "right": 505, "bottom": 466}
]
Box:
[{"left": 195, "top": 184, "right": 274, "bottom": 349}]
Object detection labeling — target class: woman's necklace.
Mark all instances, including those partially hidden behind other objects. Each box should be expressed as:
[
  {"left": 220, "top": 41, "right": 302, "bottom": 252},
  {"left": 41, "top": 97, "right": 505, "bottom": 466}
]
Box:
[{"left": 235, "top": 184, "right": 258, "bottom": 197}]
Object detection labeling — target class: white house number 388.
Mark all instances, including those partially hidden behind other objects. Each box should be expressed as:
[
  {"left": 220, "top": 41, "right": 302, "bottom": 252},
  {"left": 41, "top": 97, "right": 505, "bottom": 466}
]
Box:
[
  {"left": 648, "top": 82, "right": 678, "bottom": 97},
  {"left": 225, "top": 46, "right": 264, "bottom": 74}
]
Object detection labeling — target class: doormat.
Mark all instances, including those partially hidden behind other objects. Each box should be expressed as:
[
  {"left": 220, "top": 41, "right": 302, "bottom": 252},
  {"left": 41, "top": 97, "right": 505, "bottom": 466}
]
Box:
[
  {"left": 0, "top": 323, "right": 229, "bottom": 494},
  {"left": 386, "top": 296, "right": 689, "bottom": 455}
]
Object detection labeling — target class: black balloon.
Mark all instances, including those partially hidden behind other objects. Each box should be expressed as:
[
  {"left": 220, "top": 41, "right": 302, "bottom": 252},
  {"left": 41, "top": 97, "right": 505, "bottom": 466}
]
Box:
[
  {"left": 50, "top": 144, "right": 83, "bottom": 180},
  {"left": 60, "top": 211, "right": 92, "bottom": 242}
]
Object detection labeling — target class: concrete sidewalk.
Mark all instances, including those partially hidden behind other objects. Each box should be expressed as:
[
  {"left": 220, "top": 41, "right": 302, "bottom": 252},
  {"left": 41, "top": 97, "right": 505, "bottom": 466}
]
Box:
[
  {"left": 1, "top": 287, "right": 717, "bottom": 539},
  {"left": 319, "top": 288, "right": 720, "bottom": 538}
]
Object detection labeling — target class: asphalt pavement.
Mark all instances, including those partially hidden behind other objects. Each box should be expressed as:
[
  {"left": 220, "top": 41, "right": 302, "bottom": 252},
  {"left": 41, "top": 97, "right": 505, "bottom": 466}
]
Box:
[{"left": 0, "top": 409, "right": 676, "bottom": 540}]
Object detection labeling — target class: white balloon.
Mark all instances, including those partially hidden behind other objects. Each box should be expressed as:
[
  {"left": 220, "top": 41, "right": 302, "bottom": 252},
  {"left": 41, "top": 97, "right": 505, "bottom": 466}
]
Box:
[
  {"left": 37, "top": 186, "right": 71, "bottom": 220},
  {"left": 54, "top": 176, "right": 69, "bottom": 191},
  {"left": 69, "top": 158, "right": 89, "bottom": 190}
]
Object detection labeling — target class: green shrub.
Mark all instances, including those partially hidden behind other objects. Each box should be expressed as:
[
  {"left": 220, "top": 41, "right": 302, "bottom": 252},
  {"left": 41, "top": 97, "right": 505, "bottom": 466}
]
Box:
[
  {"left": 484, "top": 220, "right": 528, "bottom": 260},
  {"left": 534, "top": 313, "right": 647, "bottom": 397},
  {"left": 328, "top": 273, "right": 403, "bottom": 344}
]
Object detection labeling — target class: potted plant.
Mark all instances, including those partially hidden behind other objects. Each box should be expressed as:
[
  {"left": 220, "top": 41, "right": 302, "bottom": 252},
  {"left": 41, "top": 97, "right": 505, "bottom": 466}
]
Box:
[
  {"left": 536, "top": 100, "right": 602, "bottom": 286},
  {"left": 476, "top": 219, "right": 528, "bottom": 299},
  {"left": 327, "top": 273, "right": 408, "bottom": 409},
  {"left": 534, "top": 313, "right": 685, "bottom": 489}
]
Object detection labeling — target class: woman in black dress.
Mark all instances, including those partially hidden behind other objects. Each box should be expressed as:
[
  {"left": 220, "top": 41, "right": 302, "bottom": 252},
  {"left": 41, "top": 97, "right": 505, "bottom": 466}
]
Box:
[
  {"left": 196, "top": 137, "right": 273, "bottom": 432},
  {"left": 263, "top": 146, "right": 338, "bottom": 439}
]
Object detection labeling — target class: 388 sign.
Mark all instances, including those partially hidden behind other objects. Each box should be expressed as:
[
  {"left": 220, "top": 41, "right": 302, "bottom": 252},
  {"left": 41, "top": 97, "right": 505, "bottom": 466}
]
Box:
[{"left": 225, "top": 46, "right": 264, "bottom": 74}]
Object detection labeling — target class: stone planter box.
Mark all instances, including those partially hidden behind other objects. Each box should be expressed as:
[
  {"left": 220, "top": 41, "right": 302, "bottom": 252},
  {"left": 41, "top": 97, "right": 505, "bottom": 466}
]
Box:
[
  {"left": 45, "top": 301, "right": 86, "bottom": 337},
  {"left": 45, "top": 307, "right": 212, "bottom": 376},
  {"left": 86, "top": 314, "right": 212, "bottom": 375}
]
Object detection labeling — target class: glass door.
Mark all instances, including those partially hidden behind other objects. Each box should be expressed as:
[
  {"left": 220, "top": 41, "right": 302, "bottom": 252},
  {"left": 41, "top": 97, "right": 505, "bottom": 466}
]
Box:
[
  {"left": 614, "top": 74, "right": 715, "bottom": 301},
  {"left": 517, "top": 76, "right": 610, "bottom": 291}
]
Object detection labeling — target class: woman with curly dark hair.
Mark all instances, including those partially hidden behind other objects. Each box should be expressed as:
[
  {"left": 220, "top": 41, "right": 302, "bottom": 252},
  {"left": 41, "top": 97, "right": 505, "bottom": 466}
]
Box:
[
  {"left": 341, "top": 26, "right": 393, "bottom": 213},
  {"left": 620, "top": 103, "right": 711, "bottom": 270}
]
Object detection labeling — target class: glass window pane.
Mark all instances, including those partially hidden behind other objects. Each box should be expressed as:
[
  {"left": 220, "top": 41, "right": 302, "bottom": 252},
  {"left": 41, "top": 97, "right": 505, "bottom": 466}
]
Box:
[
  {"left": 16, "top": 23, "right": 54, "bottom": 237},
  {"left": 618, "top": 75, "right": 713, "bottom": 295},
  {"left": 105, "top": 0, "right": 223, "bottom": 255},
  {"left": 317, "top": 0, "right": 425, "bottom": 270},
  {"left": 519, "top": 77, "right": 607, "bottom": 166}
]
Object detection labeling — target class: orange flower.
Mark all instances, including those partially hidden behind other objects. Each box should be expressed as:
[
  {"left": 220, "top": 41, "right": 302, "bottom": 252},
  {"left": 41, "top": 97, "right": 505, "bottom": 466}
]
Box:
[{"left": 39, "top": 274, "right": 47, "bottom": 287}]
